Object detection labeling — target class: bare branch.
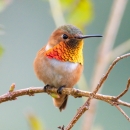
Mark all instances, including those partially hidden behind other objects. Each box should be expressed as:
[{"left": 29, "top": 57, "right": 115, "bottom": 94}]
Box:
[
  {"left": 1, "top": 82, "right": 130, "bottom": 130},
  {"left": 0, "top": 54, "right": 129, "bottom": 130},
  {"left": 91, "top": 0, "right": 128, "bottom": 91},
  {"left": 83, "top": 0, "right": 128, "bottom": 128},
  {"left": 116, "top": 79, "right": 130, "bottom": 100},
  {"left": 93, "top": 53, "right": 130, "bottom": 94},
  {"left": 65, "top": 53, "right": 130, "bottom": 130},
  {"left": 115, "top": 104, "right": 130, "bottom": 122},
  {"left": 0, "top": 78, "right": 129, "bottom": 130},
  {"left": 0, "top": 86, "right": 129, "bottom": 108}
]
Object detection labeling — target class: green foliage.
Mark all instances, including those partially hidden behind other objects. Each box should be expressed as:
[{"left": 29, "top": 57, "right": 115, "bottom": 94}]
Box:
[
  {"left": 0, "top": 45, "right": 3, "bottom": 57},
  {"left": 60, "top": 0, "right": 93, "bottom": 31},
  {"left": 27, "top": 113, "right": 45, "bottom": 130}
]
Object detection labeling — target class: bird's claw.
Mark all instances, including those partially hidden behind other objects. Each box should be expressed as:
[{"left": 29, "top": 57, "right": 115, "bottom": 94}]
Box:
[
  {"left": 57, "top": 85, "right": 65, "bottom": 95},
  {"left": 43, "top": 84, "right": 50, "bottom": 92}
]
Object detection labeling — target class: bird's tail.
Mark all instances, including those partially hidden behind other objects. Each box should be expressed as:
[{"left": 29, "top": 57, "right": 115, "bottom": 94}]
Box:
[{"left": 53, "top": 95, "right": 68, "bottom": 111}]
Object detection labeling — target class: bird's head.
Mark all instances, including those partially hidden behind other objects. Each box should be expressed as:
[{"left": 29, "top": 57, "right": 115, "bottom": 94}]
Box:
[{"left": 45, "top": 25, "right": 102, "bottom": 64}]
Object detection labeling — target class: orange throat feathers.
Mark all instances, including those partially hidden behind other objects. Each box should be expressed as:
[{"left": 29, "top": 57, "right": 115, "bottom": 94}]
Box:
[{"left": 45, "top": 41, "right": 84, "bottom": 65}]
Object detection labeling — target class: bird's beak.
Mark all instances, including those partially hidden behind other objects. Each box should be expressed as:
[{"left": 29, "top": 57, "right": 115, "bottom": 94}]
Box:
[{"left": 76, "top": 34, "right": 103, "bottom": 39}]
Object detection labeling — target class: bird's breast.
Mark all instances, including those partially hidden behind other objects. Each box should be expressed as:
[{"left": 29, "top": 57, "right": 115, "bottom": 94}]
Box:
[
  {"left": 50, "top": 58, "right": 79, "bottom": 72},
  {"left": 44, "top": 58, "right": 80, "bottom": 86},
  {"left": 34, "top": 53, "right": 83, "bottom": 88}
]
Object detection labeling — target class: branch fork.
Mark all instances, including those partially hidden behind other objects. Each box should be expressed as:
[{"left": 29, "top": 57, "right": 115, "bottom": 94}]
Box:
[{"left": 0, "top": 53, "right": 130, "bottom": 130}]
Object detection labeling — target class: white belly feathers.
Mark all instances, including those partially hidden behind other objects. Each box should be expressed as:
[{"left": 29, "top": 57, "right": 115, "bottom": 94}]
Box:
[
  {"left": 45, "top": 58, "right": 78, "bottom": 87},
  {"left": 50, "top": 58, "right": 78, "bottom": 72}
]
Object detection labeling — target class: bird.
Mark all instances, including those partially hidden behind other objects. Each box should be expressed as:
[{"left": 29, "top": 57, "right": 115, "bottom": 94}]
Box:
[{"left": 33, "top": 24, "right": 102, "bottom": 111}]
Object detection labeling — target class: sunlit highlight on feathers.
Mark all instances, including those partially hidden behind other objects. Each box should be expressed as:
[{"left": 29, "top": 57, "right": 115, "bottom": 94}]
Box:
[{"left": 45, "top": 41, "right": 84, "bottom": 64}]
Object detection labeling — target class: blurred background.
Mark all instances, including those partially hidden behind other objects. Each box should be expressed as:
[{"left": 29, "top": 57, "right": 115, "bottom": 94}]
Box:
[{"left": 0, "top": 0, "right": 130, "bottom": 130}]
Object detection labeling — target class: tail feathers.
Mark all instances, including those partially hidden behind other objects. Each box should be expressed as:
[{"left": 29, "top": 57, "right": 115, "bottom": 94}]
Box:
[
  {"left": 53, "top": 95, "right": 68, "bottom": 111},
  {"left": 59, "top": 95, "right": 68, "bottom": 111}
]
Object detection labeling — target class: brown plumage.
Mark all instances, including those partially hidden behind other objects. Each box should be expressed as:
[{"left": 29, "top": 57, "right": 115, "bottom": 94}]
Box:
[
  {"left": 34, "top": 45, "right": 83, "bottom": 111},
  {"left": 33, "top": 25, "right": 102, "bottom": 111}
]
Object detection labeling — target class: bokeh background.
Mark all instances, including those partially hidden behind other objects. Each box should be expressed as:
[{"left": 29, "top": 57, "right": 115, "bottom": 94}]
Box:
[{"left": 0, "top": 0, "right": 130, "bottom": 130}]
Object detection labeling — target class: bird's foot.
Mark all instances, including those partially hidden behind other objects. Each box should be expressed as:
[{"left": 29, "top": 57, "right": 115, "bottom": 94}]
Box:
[
  {"left": 43, "top": 84, "right": 50, "bottom": 92},
  {"left": 57, "top": 85, "right": 65, "bottom": 95}
]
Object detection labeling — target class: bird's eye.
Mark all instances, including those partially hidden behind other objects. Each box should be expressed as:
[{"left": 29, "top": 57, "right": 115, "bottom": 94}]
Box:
[{"left": 62, "top": 34, "right": 68, "bottom": 39}]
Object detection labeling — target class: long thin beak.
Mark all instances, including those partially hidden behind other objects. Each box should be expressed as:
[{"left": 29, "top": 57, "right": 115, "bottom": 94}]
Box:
[{"left": 76, "top": 34, "right": 103, "bottom": 39}]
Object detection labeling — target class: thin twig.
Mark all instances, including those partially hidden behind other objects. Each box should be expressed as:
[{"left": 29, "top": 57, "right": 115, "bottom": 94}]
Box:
[
  {"left": 0, "top": 86, "right": 130, "bottom": 108},
  {"left": 0, "top": 54, "right": 129, "bottom": 130},
  {"left": 93, "top": 54, "right": 130, "bottom": 94},
  {"left": 115, "top": 104, "right": 130, "bottom": 122},
  {"left": 83, "top": 0, "right": 128, "bottom": 129},
  {"left": 116, "top": 79, "right": 130, "bottom": 100},
  {"left": 65, "top": 53, "right": 130, "bottom": 130}
]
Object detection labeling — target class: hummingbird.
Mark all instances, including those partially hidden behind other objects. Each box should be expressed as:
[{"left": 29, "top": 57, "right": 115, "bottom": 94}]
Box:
[{"left": 33, "top": 24, "right": 102, "bottom": 111}]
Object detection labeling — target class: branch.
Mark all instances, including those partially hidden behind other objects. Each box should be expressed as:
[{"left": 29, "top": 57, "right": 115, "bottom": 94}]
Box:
[
  {"left": 116, "top": 79, "right": 130, "bottom": 100},
  {"left": 115, "top": 105, "right": 130, "bottom": 122},
  {"left": 83, "top": 0, "right": 128, "bottom": 129},
  {"left": 65, "top": 53, "right": 130, "bottom": 130},
  {"left": 93, "top": 53, "right": 130, "bottom": 94},
  {"left": 0, "top": 53, "right": 130, "bottom": 130},
  {"left": 1, "top": 84, "right": 130, "bottom": 108}
]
